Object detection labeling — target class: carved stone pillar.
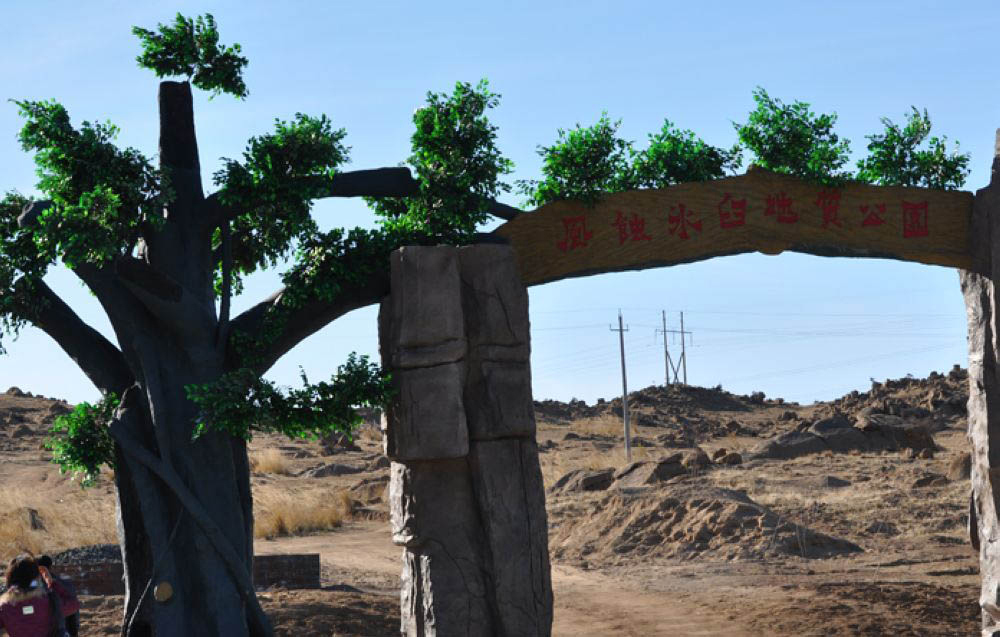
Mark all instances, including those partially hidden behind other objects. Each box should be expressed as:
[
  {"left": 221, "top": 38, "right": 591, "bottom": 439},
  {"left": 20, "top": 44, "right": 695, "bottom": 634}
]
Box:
[
  {"left": 962, "top": 130, "right": 1000, "bottom": 636},
  {"left": 380, "top": 244, "right": 553, "bottom": 636}
]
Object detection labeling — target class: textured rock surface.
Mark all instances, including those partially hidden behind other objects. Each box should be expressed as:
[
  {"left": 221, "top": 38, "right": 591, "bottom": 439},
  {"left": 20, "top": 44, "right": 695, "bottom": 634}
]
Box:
[
  {"left": 549, "top": 468, "right": 615, "bottom": 494},
  {"left": 960, "top": 141, "right": 1000, "bottom": 635},
  {"left": 469, "top": 439, "right": 553, "bottom": 636},
  {"left": 382, "top": 245, "right": 552, "bottom": 636},
  {"left": 612, "top": 457, "right": 687, "bottom": 487}
]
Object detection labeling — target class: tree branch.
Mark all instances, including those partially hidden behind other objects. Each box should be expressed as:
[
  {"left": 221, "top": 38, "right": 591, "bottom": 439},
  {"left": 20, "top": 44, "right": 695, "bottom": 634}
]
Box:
[
  {"left": 215, "top": 222, "right": 232, "bottom": 349},
  {"left": 12, "top": 277, "right": 133, "bottom": 396},
  {"left": 203, "top": 166, "right": 524, "bottom": 226},
  {"left": 227, "top": 269, "right": 389, "bottom": 375}
]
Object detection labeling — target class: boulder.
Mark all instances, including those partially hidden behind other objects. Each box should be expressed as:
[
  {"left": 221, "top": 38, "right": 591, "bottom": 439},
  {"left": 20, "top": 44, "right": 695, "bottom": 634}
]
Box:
[
  {"left": 819, "top": 427, "right": 872, "bottom": 454},
  {"left": 612, "top": 456, "right": 686, "bottom": 488},
  {"left": 718, "top": 452, "right": 743, "bottom": 466},
  {"left": 367, "top": 456, "right": 391, "bottom": 471},
  {"left": 550, "top": 468, "right": 615, "bottom": 494},
  {"left": 749, "top": 431, "right": 828, "bottom": 460},
  {"left": 808, "top": 413, "right": 852, "bottom": 435},
  {"left": 711, "top": 448, "right": 728, "bottom": 461},
  {"left": 680, "top": 447, "right": 711, "bottom": 469},
  {"left": 860, "top": 422, "right": 936, "bottom": 452}
]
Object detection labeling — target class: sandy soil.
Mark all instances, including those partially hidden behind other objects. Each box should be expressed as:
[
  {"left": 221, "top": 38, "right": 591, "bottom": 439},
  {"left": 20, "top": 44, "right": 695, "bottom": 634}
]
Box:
[{"left": 0, "top": 372, "right": 983, "bottom": 635}]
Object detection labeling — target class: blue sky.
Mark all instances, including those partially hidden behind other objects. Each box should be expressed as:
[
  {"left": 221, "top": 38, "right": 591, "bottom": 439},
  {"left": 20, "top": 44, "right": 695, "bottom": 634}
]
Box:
[{"left": 0, "top": 1, "right": 995, "bottom": 405}]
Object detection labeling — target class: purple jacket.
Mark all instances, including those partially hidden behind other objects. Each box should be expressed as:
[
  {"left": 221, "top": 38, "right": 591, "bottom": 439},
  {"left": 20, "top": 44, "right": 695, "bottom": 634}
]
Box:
[{"left": 0, "top": 579, "right": 79, "bottom": 637}]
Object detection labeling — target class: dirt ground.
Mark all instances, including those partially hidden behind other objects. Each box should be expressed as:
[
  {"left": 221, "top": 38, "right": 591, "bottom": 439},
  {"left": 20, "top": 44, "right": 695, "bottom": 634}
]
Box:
[{"left": 0, "top": 372, "right": 983, "bottom": 635}]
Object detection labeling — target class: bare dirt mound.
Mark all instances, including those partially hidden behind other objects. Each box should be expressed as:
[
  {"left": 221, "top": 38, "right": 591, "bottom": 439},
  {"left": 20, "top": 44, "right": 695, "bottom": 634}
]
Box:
[{"left": 549, "top": 483, "right": 861, "bottom": 567}]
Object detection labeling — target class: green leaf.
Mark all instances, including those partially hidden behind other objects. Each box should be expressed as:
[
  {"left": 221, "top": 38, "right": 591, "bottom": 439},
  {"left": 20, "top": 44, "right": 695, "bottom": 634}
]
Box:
[
  {"left": 45, "top": 394, "right": 119, "bottom": 488},
  {"left": 367, "top": 79, "right": 513, "bottom": 241},
  {"left": 734, "top": 87, "right": 851, "bottom": 185},
  {"left": 856, "top": 107, "right": 970, "bottom": 189},
  {"left": 186, "top": 354, "right": 392, "bottom": 441},
  {"left": 133, "top": 13, "right": 249, "bottom": 99}
]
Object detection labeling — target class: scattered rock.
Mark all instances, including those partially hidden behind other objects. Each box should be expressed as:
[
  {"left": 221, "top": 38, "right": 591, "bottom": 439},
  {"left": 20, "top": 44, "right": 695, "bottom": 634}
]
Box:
[
  {"left": 750, "top": 431, "right": 828, "bottom": 460},
  {"left": 53, "top": 544, "right": 121, "bottom": 565},
  {"left": 349, "top": 476, "right": 389, "bottom": 504},
  {"left": 947, "top": 452, "right": 971, "bottom": 481},
  {"left": 865, "top": 521, "right": 899, "bottom": 536},
  {"left": 8, "top": 424, "right": 33, "bottom": 438},
  {"left": 718, "top": 452, "right": 743, "bottom": 466},
  {"left": 319, "top": 433, "right": 361, "bottom": 454},
  {"left": 912, "top": 474, "right": 949, "bottom": 488},
  {"left": 562, "top": 432, "right": 582, "bottom": 441},
  {"left": 549, "top": 484, "right": 862, "bottom": 563},
  {"left": 821, "top": 427, "right": 873, "bottom": 454},
  {"left": 808, "top": 413, "right": 852, "bottom": 435},
  {"left": 711, "top": 448, "right": 728, "bottom": 461},
  {"left": 299, "top": 463, "right": 364, "bottom": 479},
  {"left": 917, "top": 448, "right": 934, "bottom": 460},
  {"left": 817, "top": 476, "right": 851, "bottom": 488},
  {"left": 550, "top": 468, "right": 615, "bottom": 494},
  {"left": 680, "top": 447, "right": 711, "bottom": 470},
  {"left": 0, "top": 507, "right": 45, "bottom": 531},
  {"left": 612, "top": 456, "right": 687, "bottom": 488},
  {"left": 367, "top": 456, "right": 391, "bottom": 471}
]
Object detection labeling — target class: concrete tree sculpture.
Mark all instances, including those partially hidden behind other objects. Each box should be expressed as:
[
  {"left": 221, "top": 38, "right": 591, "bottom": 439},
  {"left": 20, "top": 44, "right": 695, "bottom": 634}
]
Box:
[
  {"left": 1, "top": 13, "right": 515, "bottom": 636},
  {"left": 1, "top": 12, "right": 972, "bottom": 637}
]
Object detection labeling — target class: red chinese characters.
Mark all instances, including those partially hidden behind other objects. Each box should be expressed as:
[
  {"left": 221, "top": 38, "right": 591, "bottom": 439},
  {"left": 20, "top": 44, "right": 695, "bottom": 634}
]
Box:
[
  {"left": 557, "top": 215, "right": 594, "bottom": 252},
  {"left": 718, "top": 193, "right": 747, "bottom": 229},
  {"left": 859, "top": 203, "right": 886, "bottom": 227},
  {"left": 764, "top": 192, "right": 797, "bottom": 223},
  {"left": 668, "top": 204, "right": 702, "bottom": 240},
  {"left": 902, "top": 200, "right": 929, "bottom": 238},
  {"left": 611, "top": 211, "right": 652, "bottom": 245},
  {"left": 815, "top": 189, "right": 842, "bottom": 229}
]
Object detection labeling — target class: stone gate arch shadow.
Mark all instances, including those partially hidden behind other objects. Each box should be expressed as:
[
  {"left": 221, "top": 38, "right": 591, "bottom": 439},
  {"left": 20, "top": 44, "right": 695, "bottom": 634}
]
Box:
[{"left": 378, "top": 141, "right": 1000, "bottom": 636}]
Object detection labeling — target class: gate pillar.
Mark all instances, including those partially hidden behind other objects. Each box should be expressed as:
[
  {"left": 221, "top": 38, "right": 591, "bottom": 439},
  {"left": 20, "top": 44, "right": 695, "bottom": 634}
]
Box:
[
  {"left": 962, "top": 130, "right": 1000, "bottom": 636},
  {"left": 379, "top": 244, "right": 553, "bottom": 636}
]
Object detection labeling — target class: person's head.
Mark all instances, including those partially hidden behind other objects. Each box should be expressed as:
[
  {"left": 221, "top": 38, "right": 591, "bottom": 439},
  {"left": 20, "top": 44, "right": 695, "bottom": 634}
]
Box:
[
  {"left": 37, "top": 555, "right": 52, "bottom": 569},
  {"left": 5, "top": 555, "right": 39, "bottom": 590}
]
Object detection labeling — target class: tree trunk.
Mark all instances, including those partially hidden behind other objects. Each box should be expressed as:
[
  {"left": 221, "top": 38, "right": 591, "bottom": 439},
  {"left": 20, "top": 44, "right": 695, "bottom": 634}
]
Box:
[
  {"left": 112, "top": 352, "right": 266, "bottom": 636},
  {"left": 115, "top": 376, "right": 269, "bottom": 637}
]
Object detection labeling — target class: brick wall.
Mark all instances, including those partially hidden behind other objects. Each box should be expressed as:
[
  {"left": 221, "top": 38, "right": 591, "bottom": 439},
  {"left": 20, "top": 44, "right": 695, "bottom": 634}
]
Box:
[{"left": 53, "top": 554, "right": 320, "bottom": 596}]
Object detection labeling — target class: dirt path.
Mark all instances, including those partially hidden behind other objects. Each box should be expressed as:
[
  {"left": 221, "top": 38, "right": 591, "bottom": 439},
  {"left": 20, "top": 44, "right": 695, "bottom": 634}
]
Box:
[{"left": 258, "top": 520, "right": 742, "bottom": 636}]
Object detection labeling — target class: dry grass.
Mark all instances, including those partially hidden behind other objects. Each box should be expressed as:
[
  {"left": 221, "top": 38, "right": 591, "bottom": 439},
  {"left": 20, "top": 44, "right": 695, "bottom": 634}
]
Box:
[
  {"left": 250, "top": 448, "right": 293, "bottom": 475},
  {"left": 0, "top": 486, "right": 117, "bottom": 560},
  {"left": 254, "top": 485, "right": 352, "bottom": 539}
]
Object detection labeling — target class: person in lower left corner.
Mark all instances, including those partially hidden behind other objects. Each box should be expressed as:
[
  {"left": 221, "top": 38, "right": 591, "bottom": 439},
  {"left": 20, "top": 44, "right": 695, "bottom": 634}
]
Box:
[
  {"left": 38, "top": 556, "right": 78, "bottom": 637},
  {"left": 0, "top": 554, "right": 79, "bottom": 637}
]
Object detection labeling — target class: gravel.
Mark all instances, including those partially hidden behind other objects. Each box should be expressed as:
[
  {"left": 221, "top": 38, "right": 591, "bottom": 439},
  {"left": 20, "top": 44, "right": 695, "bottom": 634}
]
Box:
[{"left": 52, "top": 544, "right": 121, "bottom": 565}]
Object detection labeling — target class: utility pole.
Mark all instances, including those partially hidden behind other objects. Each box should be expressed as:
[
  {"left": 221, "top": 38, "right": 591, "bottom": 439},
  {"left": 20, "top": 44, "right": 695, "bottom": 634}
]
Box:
[
  {"left": 610, "top": 310, "right": 632, "bottom": 463},
  {"left": 657, "top": 310, "right": 693, "bottom": 386},
  {"left": 656, "top": 310, "right": 673, "bottom": 386},
  {"left": 680, "top": 311, "right": 688, "bottom": 385}
]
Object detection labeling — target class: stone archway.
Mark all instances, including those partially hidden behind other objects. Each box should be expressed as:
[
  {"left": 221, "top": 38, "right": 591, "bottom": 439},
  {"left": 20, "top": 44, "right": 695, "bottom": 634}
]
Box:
[{"left": 379, "top": 139, "right": 1000, "bottom": 636}]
